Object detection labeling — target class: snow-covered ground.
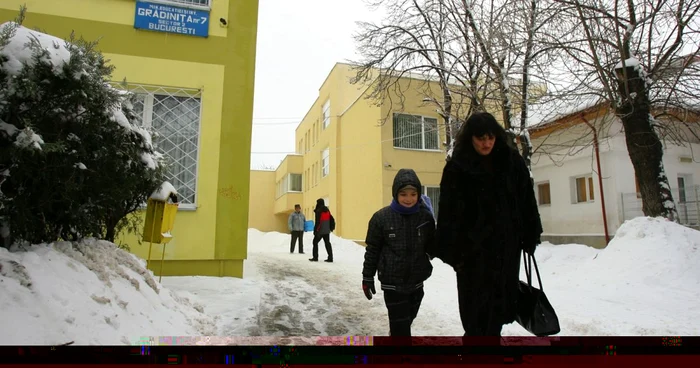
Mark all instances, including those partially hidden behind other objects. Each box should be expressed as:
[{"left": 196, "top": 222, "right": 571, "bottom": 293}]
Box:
[{"left": 1, "top": 217, "right": 698, "bottom": 345}]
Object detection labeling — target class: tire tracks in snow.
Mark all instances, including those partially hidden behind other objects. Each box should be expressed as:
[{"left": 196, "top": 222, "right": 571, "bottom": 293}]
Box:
[{"left": 246, "top": 252, "right": 389, "bottom": 336}]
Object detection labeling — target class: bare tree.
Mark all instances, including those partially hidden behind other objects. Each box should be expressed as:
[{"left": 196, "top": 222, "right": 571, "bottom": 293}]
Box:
[
  {"left": 447, "top": 0, "right": 563, "bottom": 167},
  {"left": 549, "top": 0, "right": 700, "bottom": 220},
  {"left": 351, "top": 0, "right": 489, "bottom": 151}
]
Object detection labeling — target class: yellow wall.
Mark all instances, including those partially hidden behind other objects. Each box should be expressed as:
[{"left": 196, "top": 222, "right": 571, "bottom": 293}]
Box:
[
  {"left": 380, "top": 78, "right": 449, "bottom": 204},
  {"left": 1, "top": 0, "right": 260, "bottom": 277},
  {"left": 248, "top": 170, "right": 287, "bottom": 233},
  {"left": 248, "top": 63, "right": 465, "bottom": 242},
  {"left": 337, "top": 87, "right": 384, "bottom": 241}
]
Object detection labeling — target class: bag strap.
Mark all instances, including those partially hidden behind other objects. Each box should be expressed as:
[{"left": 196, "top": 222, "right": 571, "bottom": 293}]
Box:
[{"left": 522, "top": 250, "right": 545, "bottom": 292}]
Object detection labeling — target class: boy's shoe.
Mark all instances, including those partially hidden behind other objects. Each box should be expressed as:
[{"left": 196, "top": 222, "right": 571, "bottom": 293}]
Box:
[
  {"left": 324, "top": 259, "right": 333, "bottom": 263},
  {"left": 309, "top": 258, "right": 318, "bottom": 262}
]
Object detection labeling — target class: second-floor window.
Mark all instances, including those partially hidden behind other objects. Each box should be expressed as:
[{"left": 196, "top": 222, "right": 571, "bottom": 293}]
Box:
[
  {"left": 321, "top": 148, "right": 330, "bottom": 178},
  {"left": 322, "top": 100, "right": 331, "bottom": 129},
  {"left": 276, "top": 173, "right": 302, "bottom": 198},
  {"left": 393, "top": 113, "right": 439, "bottom": 151}
]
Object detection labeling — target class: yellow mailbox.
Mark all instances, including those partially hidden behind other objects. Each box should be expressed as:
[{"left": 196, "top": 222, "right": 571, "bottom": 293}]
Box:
[{"left": 143, "top": 186, "right": 179, "bottom": 282}]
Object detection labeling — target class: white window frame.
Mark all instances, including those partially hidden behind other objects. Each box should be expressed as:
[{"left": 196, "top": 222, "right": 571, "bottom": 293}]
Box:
[
  {"left": 392, "top": 113, "right": 440, "bottom": 151},
  {"left": 677, "top": 174, "right": 693, "bottom": 203},
  {"left": 115, "top": 82, "right": 202, "bottom": 210},
  {"left": 322, "top": 99, "right": 331, "bottom": 129},
  {"left": 148, "top": 0, "right": 212, "bottom": 11},
  {"left": 422, "top": 185, "right": 440, "bottom": 218},
  {"left": 288, "top": 173, "right": 302, "bottom": 193},
  {"left": 536, "top": 181, "right": 551, "bottom": 206},
  {"left": 571, "top": 175, "right": 594, "bottom": 204},
  {"left": 321, "top": 148, "right": 330, "bottom": 178}
]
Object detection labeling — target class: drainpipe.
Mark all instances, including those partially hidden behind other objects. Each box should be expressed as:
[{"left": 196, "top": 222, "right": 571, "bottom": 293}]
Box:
[{"left": 580, "top": 114, "right": 611, "bottom": 245}]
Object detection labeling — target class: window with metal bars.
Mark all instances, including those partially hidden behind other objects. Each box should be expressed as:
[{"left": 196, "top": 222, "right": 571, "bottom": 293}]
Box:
[
  {"left": 321, "top": 148, "right": 330, "bottom": 178},
  {"left": 393, "top": 113, "right": 440, "bottom": 150},
  {"left": 322, "top": 100, "right": 330, "bottom": 129},
  {"left": 161, "top": 0, "right": 211, "bottom": 8},
  {"left": 422, "top": 186, "right": 440, "bottom": 218},
  {"left": 113, "top": 83, "right": 202, "bottom": 208}
]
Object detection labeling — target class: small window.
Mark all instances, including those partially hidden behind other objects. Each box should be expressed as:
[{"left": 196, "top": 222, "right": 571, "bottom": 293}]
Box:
[
  {"left": 322, "top": 100, "right": 331, "bottom": 129},
  {"left": 393, "top": 113, "right": 439, "bottom": 150},
  {"left": 573, "top": 175, "right": 594, "bottom": 203},
  {"left": 312, "top": 123, "right": 317, "bottom": 145},
  {"left": 537, "top": 182, "right": 551, "bottom": 205},
  {"left": 422, "top": 186, "right": 441, "bottom": 218},
  {"left": 289, "top": 174, "right": 302, "bottom": 192},
  {"left": 321, "top": 148, "right": 330, "bottom": 177}
]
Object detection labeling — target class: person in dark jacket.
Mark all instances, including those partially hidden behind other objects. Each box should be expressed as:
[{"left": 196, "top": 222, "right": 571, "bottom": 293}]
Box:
[
  {"left": 433, "top": 112, "right": 543, "bottom": 336},
  {"left": 362, "top": 169, "right": 435, "bottom": 337},
  {"left": 309, "top": 198, "right": 334, "bottom": 262}
]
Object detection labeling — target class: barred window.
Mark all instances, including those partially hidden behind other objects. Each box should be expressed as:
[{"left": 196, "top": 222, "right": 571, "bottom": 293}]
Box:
[
  {"left": 393, "top": 113, "right": 439, "bottom": 150},
  {"left": 162, "top": 0, "right": 211, "bottom": 8},
  {"left": 422, "top": 186, "right": 440, "bottom": 218},
  {"left": 322, "top": 100, "right": 331, "bottom": 129},
  {"left": 321, "top": 148, "right": 330, "bottom": 178},
  {"left": 114, "top": 83, "right": 202, "bottom": 208}
]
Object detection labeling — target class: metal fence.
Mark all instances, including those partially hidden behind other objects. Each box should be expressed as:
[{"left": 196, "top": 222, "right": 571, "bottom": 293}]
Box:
[{"left": 620, "top": 185, "right": 700, "bottom": 229}]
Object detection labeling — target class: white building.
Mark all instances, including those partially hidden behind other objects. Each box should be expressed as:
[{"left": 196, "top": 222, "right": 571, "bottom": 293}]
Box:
[{"left": 529, "top": 105, "right": 700, "bottom": 248}]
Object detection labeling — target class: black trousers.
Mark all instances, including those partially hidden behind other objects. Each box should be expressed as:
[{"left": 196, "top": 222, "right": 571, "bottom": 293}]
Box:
[
  {"left": 456, "top": 271, "right": 504, "bottom": 336},
  {"left": 311, "top": 234, "right": 332, "bottom": 260},
  {"left": 290, "top": 231, "right": 304, "bottom": 253},
  {"left": 383, "top": 287, "right": 425, "bottom": 336}
]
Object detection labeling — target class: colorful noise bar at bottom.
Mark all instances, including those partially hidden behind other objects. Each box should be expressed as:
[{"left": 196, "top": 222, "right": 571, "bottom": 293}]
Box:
[{"left": 2, "top": 336, "right": 697, "bottom": 365}]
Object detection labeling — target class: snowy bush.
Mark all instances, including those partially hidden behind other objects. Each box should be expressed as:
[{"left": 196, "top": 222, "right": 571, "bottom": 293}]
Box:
[{"left": 0, "top": 15, "right": 166, "bottom": 246}]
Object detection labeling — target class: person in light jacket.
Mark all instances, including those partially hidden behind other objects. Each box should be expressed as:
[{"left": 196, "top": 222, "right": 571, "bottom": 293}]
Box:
[{"left": 288, "top": 204, "right": 306, "bottom": 254}]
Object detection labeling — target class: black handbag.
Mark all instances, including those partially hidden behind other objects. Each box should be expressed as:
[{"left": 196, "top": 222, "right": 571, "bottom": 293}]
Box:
[{"left": 515, "top": 250, "right": 561, "bottom": 337}]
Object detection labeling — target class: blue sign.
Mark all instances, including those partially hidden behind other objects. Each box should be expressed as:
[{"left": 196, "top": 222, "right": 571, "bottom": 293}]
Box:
[{"left": 134, "top": 1, "right": 210, "bottom": 38}]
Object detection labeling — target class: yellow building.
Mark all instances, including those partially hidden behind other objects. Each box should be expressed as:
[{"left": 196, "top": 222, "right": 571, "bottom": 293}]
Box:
[
  {"left": 249, "top": 63, "right": 466, "bottom": 241},
  {"left": 0, "top": 0, "right": 259, "bottom": 277}
]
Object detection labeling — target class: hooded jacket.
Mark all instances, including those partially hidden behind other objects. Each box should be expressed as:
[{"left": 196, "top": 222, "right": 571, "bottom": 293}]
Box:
[
  {"left": 362, "top": 169, "right": 435, "bottom": 293},
  {"left": 314, "top": 198, "right": 333, "bottom": 235}
]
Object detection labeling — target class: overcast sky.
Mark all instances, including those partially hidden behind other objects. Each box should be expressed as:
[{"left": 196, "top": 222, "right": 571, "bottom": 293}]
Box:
[{"left": 250, "top": 0, "right": 384, "bottom": 170}]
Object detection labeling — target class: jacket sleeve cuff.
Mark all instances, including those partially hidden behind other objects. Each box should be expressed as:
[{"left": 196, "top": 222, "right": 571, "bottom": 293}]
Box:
[{"left": 362, "top": 276, "right": 374, "bottom": 283}]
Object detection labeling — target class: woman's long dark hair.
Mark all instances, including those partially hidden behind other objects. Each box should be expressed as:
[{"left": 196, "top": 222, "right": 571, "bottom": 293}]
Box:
[{"left": 452, "top": 112, "right": 510, "bottom": 159}]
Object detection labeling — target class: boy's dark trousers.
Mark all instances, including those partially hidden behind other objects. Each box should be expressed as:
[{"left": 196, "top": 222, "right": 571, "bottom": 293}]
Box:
[
  {"left": 383, "top": 287, "right": 425, "bottom": 336},
  {"left": 290, "top": 231, "right": 304, "bottom": 253},
  {"left": 311, "top": 233, "right": 332, "bottom": 261}
]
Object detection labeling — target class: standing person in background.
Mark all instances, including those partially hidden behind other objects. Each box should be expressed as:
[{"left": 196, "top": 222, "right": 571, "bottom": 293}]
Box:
[
  {"left": 309, "top": 198, "right": 335, "bottom": 263},
  {"left": 433, "top": 112, "right": 543, "bottom": 337},
  {"left": 288, "top": 204, "right": 305, "bottom": 254}
]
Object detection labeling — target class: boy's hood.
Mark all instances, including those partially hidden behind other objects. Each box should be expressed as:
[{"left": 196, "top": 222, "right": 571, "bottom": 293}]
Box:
[{"left": 392, "top": 168, "right": 422, "bottom": 200}]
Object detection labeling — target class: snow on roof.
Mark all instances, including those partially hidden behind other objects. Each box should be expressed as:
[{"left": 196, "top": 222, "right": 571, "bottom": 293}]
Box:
[
  {"left": 526, "top": 94, "right": 604, "bottom": 128},
  {"left": 150, "top": 181, "right": 178, "bottom": 202},
  {"left": 0, "top": 22, "right": 71, "bottom": 76}
]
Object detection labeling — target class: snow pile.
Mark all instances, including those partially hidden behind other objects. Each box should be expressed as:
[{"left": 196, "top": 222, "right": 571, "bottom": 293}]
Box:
[
  {"left": 588, "top": 217, "right": 699, "bottom": 288},
  {"left": 0, "top": 22, "right": 71, "bottom": 76},
  {"left": 0, "top": 239, "right": 215, "bottom": 345}
]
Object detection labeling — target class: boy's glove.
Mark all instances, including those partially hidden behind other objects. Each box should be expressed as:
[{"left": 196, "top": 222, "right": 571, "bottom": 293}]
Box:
[{"left": 362, "top": 280, "right": 376, "bottom": 300}]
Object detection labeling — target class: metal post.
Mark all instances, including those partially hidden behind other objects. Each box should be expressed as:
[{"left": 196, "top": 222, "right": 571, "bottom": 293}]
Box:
[
  {"left": 580, "top": 114, "right": 610, "bottom": 244},
  {"left": 159, "top": 243, "right": 166, "bottom": 283},
  {"left": 620, "top": 192, "right": 625, "bottom": 221},
  {"left": 694, "top": 185, "right": 700, "bottom": 229},
  {"left": 146, "top": 206, "right": 157, "bottom": 272}
]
